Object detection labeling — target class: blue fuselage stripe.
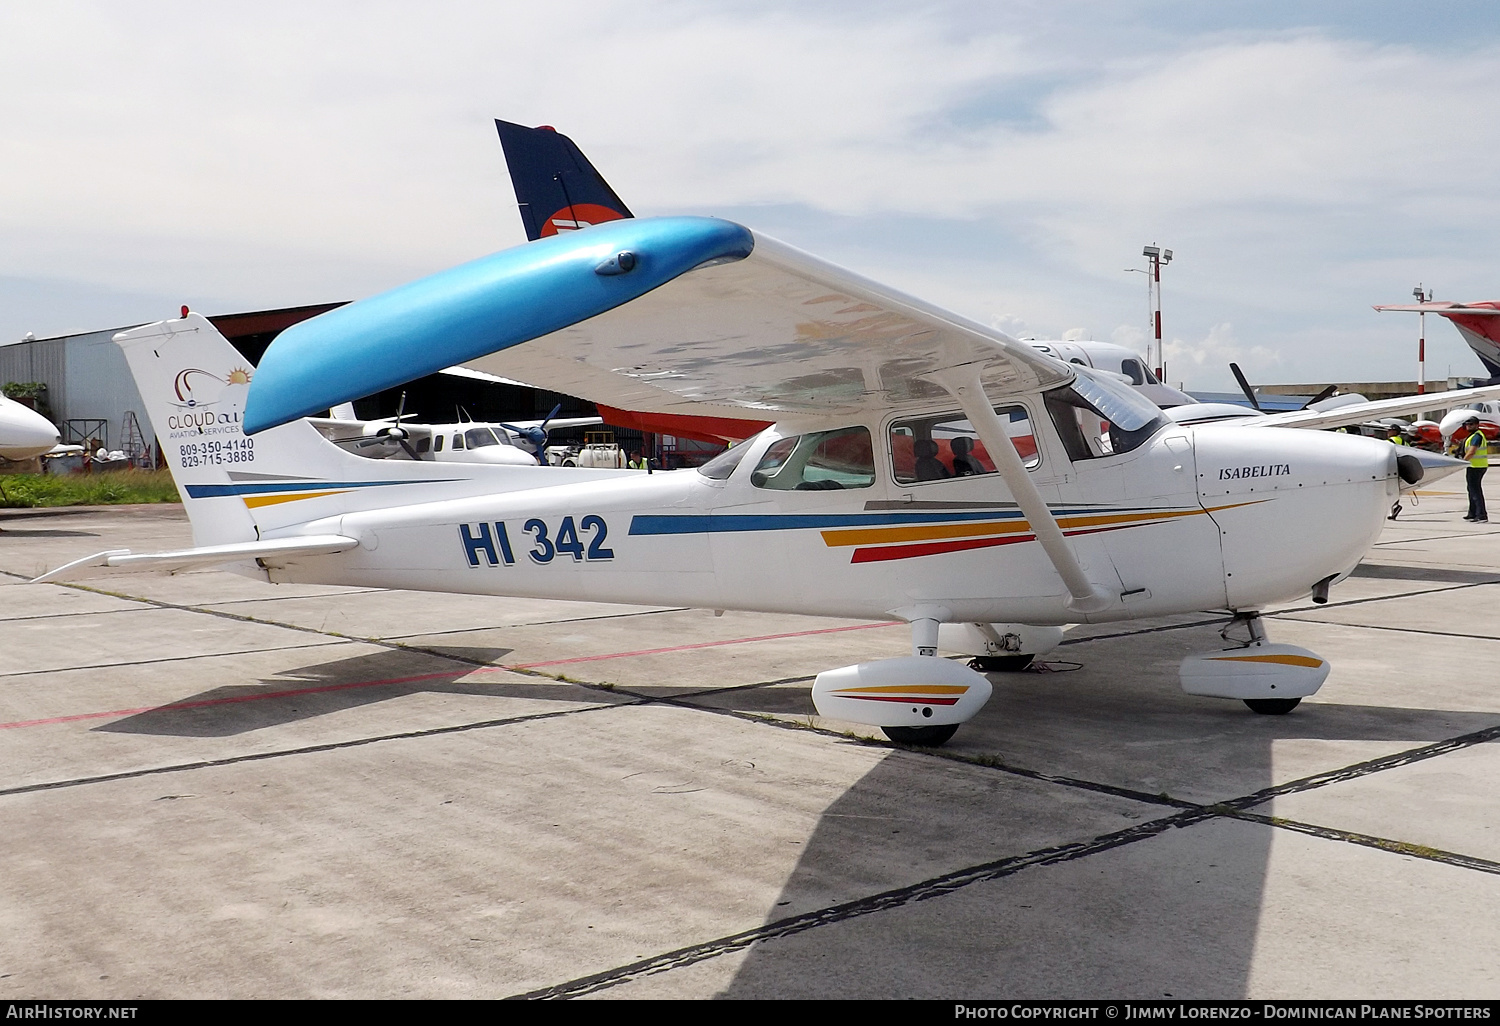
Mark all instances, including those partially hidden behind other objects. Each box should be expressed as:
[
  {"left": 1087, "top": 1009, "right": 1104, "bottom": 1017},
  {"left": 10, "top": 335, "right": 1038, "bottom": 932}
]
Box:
[
  {"left": 184, "top": 480, "right": 450, "bottom": 498},
  {"left": 628, "top": 509, "right": 1146, "bottom": 535}
]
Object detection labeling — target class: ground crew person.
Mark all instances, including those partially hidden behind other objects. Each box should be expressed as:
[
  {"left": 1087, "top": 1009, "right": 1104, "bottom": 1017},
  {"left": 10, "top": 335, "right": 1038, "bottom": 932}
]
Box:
[
  {"left": 1462, "top": 416, "right": 1488, "bottom": 523},
  {"left": 1387, "top": 425, "right": 1406, "bottom": 445}
]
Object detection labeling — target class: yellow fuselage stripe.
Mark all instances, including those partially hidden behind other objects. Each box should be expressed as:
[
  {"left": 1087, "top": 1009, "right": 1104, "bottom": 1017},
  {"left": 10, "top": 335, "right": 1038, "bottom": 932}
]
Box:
[{"left": 242, "top": 490, "right": 352, "bottom": 509}]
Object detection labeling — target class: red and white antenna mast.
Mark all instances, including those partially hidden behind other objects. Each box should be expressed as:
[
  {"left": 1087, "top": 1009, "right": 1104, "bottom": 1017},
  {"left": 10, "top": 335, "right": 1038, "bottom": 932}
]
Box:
[{"left": 1413, "top": 284, "right": 1431, "bottom": 394}]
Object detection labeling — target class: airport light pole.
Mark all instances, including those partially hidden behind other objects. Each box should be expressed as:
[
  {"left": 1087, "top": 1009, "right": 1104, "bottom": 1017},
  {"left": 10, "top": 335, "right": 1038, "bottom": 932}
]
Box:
[
  {"left": 1413, "top": 284, "right": 1431, "bottom": 395},
  {"left": 1142, "top": 245, "right": 1172, "bottom": 382}
]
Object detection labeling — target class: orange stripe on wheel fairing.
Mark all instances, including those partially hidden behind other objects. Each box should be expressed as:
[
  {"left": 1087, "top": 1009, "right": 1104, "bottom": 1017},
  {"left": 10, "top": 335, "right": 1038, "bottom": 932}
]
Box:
[
  {"left": 1208, "top": 653, "right": 1325, "bottom": 668},
  {"left": 831, "top": 685, "right": 970, "bottom": 696}
]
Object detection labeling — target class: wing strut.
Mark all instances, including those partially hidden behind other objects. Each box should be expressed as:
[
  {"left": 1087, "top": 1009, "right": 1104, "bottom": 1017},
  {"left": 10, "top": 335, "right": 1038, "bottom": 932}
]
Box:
[{"left": 938, "top": 369, "right": 1113, "bottom": 614}]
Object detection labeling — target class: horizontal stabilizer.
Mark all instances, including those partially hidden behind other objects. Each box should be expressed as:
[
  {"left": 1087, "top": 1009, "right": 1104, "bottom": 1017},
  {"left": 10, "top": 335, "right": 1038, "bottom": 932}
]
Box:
[{"left": 33, "top": 535, "right": 359, "bottom": 584}]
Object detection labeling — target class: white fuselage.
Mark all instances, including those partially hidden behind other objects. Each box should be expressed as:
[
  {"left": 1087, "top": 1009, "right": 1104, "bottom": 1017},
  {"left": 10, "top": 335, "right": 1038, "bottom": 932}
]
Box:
[{"left": 266, "top": 412, "right": 1398, "bottom": 625}]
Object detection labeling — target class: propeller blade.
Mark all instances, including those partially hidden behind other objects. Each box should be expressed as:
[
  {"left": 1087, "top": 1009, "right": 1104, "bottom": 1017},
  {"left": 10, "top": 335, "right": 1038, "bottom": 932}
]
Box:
[
  {"left": 1229, "top": 363, "right": 1262, "bottom": 412},
  {"left": 1300, "top": 385, "right": 1339, "bottom": 410}
]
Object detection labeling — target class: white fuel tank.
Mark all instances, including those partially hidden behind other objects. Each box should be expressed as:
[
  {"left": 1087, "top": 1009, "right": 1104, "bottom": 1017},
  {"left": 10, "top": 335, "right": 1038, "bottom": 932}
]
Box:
[
  {"left": 1179, "top": 642, "right": 1329, "bottom": 700},
  {"left": 812, "top": 657, "right": 993, "bottom": 728}
]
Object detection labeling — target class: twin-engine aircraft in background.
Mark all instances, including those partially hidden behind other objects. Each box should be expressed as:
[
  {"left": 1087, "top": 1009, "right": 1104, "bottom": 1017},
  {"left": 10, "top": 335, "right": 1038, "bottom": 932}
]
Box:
[
  {"left": 309, "top": 406, "right": 602, "bottom": 466},
  {"left": 37, "top": 204, "right": 1499, "bottom": 745},
  {"left": 0, "top": 393, "right": 62, "bottom": 462}
]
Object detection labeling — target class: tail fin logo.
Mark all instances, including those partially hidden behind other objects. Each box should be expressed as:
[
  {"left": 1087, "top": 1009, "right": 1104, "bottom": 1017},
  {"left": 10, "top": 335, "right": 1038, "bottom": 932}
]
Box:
[
  {"left": 167, "top": 365, "right": 254, "bottom": 436},
  {"left": 172, "top": 366, "right": 253, "bottom": 408},
  {"left": 540, "top": 202, "right": 628, "bottom": 237}
]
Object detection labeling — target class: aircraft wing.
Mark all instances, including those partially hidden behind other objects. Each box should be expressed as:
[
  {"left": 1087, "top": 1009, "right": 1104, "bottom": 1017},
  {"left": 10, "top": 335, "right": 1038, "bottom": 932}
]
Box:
[
  {"left": 1248, "top": 384, "right": 1500, "bottom": 432},
  {"left": 244, "top": 217, "right": 1073, "bottom": 434},
  {"left": 505, "top": 416, "right": 602, "bottom": 431},
  {"left": 1374, "top": 303, "right": 1500, "bottom": 315},
  {"left": 32, "top": 535, "right": 359, "bottom": 584}
]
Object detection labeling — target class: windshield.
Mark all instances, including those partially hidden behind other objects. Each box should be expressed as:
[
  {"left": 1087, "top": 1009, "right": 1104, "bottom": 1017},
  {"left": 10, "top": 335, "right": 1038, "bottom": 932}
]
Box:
[{"left": 1045, "top": 365, "right": 1167, "bottom": 460}]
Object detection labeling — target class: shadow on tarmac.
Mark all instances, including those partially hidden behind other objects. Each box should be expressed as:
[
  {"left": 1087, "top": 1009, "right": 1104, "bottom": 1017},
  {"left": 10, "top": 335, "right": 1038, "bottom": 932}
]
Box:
[{"left": 90, "top": 646, "right": 622, "bottom": 737}]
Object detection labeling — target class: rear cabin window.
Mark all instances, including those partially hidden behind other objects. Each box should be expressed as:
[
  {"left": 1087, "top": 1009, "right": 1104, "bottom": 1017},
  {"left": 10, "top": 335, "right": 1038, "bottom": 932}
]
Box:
[
  {"left": 750, "top": 426, "right": 876, "bottom": 490},
  {"left": 889, "top": 407, "right": 1039, "bottom": 484},
  {"left": 433, "top": 434, "right": 444, "bottom": 452}
]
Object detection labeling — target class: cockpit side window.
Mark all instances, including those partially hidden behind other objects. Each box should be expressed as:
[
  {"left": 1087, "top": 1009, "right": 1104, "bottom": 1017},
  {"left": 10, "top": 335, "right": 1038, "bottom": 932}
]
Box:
[
  {"left": 889, "top": 406, "right": 1039, "bottom": 484},
  {"left": 1121, "top": 358, "right": 1160, "bottom": 386},
  {"left": 465, "top": 427, "right": 503, "bottom": 449},
  {"left": 750, "top": 426, "right": 876, "bottom": 491}
]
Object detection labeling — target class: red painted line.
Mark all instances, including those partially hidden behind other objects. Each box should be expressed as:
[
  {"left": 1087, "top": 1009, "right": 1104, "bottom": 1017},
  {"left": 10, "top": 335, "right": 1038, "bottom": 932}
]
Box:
[
  {"left": 0, "top": 621, "right": 901, "bottom": 731},
  {"left": 504, "top": 620, "right": 900, "bottom": 669},
  {"left": 0, "top": 668, "right": 487, "bottom": 731},
  {"left": 849, "top": 520, "right": 1149, "bottom": 563},
  {"left": 852, "top": 532, "right": 1034, "bottom": 563}
]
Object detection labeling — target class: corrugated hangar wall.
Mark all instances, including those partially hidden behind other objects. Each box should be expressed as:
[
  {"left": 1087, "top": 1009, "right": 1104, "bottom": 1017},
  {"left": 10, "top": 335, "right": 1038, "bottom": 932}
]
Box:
[
  {"left": 0, "top": 329, "right": 145, "bottom": 450},
  {"left": 1, "top": 305, "right": 669, "bottom": 461}
]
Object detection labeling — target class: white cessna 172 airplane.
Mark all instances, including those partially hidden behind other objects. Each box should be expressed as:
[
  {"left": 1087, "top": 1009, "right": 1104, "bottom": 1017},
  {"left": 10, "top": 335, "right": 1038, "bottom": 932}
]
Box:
[{"left": 37, "top": 216, "right": 1500, "bottom": 745}]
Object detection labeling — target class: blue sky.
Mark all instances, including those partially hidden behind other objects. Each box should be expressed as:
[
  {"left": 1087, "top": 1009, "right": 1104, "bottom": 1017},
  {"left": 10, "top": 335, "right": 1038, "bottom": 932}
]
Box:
[{"left": 3, "top": 1, "right": 1498, "bottom": 389}]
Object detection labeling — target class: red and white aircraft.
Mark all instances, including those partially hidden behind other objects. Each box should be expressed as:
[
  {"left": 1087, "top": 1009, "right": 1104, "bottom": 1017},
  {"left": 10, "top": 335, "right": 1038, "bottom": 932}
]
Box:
[{"left": 1375, "top": 300, "right": 1500, "bottom": 445}]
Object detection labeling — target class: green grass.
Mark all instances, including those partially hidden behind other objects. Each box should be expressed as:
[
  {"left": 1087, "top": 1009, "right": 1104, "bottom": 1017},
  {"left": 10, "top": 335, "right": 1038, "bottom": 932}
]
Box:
[{"left": 0, "top": 469, "right": 181, "bottom": 508}]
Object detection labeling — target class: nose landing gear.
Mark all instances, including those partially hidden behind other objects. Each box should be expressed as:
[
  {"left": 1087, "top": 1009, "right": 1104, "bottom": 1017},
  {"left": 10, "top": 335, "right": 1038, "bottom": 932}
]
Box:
[{"left": 1179, "top": 611, "right": 1329, "bottom": 714}]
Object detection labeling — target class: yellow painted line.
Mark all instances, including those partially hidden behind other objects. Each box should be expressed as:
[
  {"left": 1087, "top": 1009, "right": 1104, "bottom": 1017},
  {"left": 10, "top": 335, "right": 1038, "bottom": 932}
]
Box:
[
  {"left": 1054, "top": 507, "right": 1203, "bottom": 530},
  {"left": 820, "top": 501, "right": 1262, "bottom": 549},
  {"left": 821, "top": 520, "right": 1030, "bottom": 547},
  {"left": 242, "top": 489, "right": 352, "bottom": 509},
  {"left": 1208, "top": 653, "right": 1324, "bottom": 668},
  {"left": 831, "top": 685, "right": 970, "bottom": 696}
]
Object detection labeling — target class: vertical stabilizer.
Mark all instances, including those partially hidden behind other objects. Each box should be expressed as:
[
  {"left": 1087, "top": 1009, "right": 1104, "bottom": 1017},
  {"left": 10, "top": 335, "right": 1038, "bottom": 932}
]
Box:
[
  {"left": 116, "top": 314, "right": 415, "bottom": 547},
  {"left": 495, "top": 119, "right": 633, "bottom": 241}
]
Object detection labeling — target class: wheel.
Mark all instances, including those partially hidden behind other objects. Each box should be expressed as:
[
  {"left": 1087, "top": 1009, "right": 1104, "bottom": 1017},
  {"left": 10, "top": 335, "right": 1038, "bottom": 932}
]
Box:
[
  {"left": 1244, "top": 697, "right": 1301, "bottom": 715},
  {"left": 881, "top": 724, "right": 959, "bottom": 746},
  {"left": 970, "top": 654, "right": 1035, "bottom": 672}
]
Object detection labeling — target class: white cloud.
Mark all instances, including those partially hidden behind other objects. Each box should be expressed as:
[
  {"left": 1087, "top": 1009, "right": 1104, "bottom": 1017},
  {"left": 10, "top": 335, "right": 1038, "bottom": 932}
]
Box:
[
  {"left": 1164, "top": 322, "right": 1283, "bottom": 388},
  {"left": 1, "top": 2, "right": 1499, "bottom": 388}
]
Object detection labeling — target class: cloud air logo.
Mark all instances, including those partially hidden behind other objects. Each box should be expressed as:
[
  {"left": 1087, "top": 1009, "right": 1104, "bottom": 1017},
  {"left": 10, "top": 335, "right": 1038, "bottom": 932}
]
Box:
[{"left": 166, "top": 366, "right": 254, "bottom": 436}]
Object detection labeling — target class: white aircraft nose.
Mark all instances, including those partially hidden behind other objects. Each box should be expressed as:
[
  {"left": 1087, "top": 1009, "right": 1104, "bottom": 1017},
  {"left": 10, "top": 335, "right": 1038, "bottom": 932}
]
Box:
[
  {"left": 1194, "top": 427, "right": 1396, "bottom": 607},
  {"left": 0, "top": 401, "right": 61, "bottom": 461}
]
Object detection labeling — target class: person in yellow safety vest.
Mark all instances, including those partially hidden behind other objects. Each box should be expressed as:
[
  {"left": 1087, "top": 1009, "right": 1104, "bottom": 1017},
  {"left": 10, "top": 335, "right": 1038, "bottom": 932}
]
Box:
[
  {"left": 1461, "top": 416, "right": 1488, "bottom": 523},
  {"left": 1387, "top": 425, "right": 1406, "bottom": 445}
]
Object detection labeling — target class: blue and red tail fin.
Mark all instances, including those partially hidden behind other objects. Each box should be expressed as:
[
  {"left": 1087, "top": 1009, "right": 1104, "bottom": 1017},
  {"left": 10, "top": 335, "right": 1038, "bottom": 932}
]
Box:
[{"left": 495, "top": 119, "right": 633, "bottom": 241}]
